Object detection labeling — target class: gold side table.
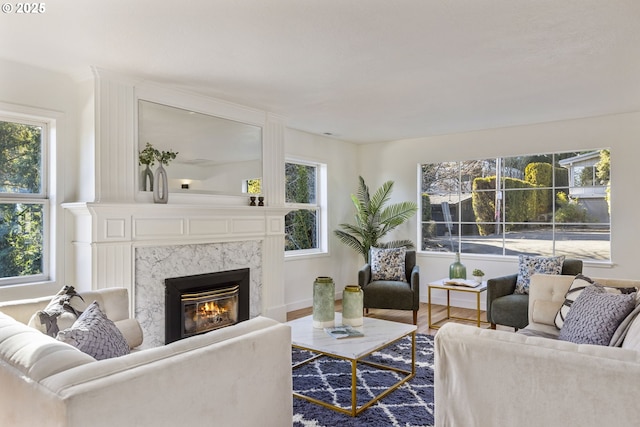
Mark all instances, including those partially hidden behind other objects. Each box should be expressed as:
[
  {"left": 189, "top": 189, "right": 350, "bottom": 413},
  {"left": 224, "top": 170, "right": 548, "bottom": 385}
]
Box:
[{"left": 428, "top": 278, "right": 488, "bottom": 329}]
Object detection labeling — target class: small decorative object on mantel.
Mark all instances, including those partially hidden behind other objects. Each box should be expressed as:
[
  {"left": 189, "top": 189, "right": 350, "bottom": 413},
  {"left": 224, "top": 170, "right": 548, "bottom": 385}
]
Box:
[
  {"left": 342, "top": 285, "right": 364, "bottom": 327},
  {"left": 138, "top": 142, "right": 156, "bottom": 191},
  {"left": 258, "top": 196, "right": 264, "bottom": 206},
  {"left": 449, "top": 252, "right": 467, "bottom": 279},
  {"left": 249, "top": 196, "right": 257, "bottom": 206},
  {"left": 312, "top": 276, "right": 335, "bottom": 328},
  {"left": 472, "top": 268, "right": 485, "bottom": 284},
  {"left": 152, "top": 146, "right": 178, "bottom": 204}
]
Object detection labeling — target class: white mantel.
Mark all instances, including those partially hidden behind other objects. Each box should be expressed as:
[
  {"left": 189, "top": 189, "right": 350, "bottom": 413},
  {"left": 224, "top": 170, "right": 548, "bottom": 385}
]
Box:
[
  {"left": 64, "top": 203, "right": 290, "bottom": 322},
  {"left": 63, "top": 69, "right": 289, "bottom": 323}
]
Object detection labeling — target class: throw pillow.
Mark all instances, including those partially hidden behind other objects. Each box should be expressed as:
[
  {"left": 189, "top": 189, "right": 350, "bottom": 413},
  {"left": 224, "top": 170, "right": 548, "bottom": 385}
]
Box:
[
  {"left": 57, "top": 301, "right": 130, "bottom": 360},
  {"left": 28, "top": 285, "right": 86, "bottom": 337},
  {"left": 514, "top": 255, "right": 565, "bottom": 295},
  {"left": 370, "top": 247, "right": 407, "bottom": 282},
  {"left": 554, "top": 274, "right": 637, "bottom": 329},
  {"left": 558, "top": 285, "right": 636, "bottom": 346}
]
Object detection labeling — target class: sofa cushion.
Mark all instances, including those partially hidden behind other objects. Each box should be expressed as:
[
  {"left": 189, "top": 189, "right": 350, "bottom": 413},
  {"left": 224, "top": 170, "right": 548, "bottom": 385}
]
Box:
[
  {"left": 558, "top": 285, "right": 636, "bottom": 346},
  {"left": 555, "top": 274, "right": 637, "bottom": 329},
  {"left": 57, "top": 301, "right": 130, "bottom": 360},
  {"left": 27, "top": 285, "right": 86, "bottom": 337},
  {"left": 1, "top": 312, "right": 95, "bottom": 382},
  {"left": 515, "top": 255, "right": 564, "bottom": 295},
  {"left": 371, "top": 247, "right": 406, "bottom": 282}
]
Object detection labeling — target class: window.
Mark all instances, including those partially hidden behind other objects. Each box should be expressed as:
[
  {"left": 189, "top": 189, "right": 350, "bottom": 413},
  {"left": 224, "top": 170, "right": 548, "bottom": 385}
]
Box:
[
  {"left": 420, "top": 149, "right": 611, "bottom": 261},
  {"left": 0, "top": 115, "right": 49, "bottom": 284},
  {"left": 284, "top": 160, "right": 326, "bottom": 254}
]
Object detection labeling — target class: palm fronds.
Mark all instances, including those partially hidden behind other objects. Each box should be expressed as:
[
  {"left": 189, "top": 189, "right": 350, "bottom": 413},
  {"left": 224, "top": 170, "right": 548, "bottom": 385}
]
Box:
[{"left": 334, "top": 176, "right": 418, "bottom": 263}]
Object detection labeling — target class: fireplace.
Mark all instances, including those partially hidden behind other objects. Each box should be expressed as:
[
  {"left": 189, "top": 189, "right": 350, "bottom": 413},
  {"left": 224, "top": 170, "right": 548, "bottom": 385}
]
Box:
[{"left": 165, "top": 268, "right": 250, "bottom": 344}]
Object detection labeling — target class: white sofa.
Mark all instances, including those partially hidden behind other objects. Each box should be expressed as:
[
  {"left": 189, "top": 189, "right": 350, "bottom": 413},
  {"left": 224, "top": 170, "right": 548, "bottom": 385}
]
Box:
[
  {"left": 435, "top": 274, "right": 640, "bottom": 427},
  {"left": 0, "top": 288, "right": 293, "bottom": 427}
]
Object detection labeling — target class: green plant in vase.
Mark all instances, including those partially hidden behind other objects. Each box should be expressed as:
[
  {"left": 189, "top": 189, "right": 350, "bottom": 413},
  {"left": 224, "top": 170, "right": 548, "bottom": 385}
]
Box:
[{"left": 138, "top": 142, "right": 157, "bottom": 191}]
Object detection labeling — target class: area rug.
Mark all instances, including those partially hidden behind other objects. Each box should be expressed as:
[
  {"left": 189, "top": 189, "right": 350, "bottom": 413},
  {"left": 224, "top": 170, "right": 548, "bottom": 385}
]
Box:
[{"left": 292, "top": 333, "right": 435, "bottom": 427}]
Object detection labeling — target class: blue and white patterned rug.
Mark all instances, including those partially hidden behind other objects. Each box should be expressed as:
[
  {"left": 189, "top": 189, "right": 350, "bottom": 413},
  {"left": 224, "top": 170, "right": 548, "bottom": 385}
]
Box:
[{"left": 292, "top": 333, "right": 435, "bottom": 427}]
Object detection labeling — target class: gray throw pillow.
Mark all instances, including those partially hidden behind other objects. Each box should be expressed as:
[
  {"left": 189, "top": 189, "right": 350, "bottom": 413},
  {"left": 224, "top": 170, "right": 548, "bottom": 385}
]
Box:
[
  {"left": 370, "top": 247, "right": 407, "bottom": 282},
  {"left": 28, "top": 285, "right": 86, "bottom": 337},
  {"left": 559, "top": 285, "right": 636, "bottom": 346},
  {"left": 57, "top": 301, "right": 130, "bottom": 360},
  {"left": 555, "top": 274, "right": 637, "bottom": 329}
]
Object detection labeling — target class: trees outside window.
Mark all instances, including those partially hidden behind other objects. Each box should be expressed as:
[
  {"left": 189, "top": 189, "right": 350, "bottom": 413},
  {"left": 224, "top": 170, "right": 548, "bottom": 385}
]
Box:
[
  {"left": 285, "top": 160, "right": 325, "bottom": 253},
  {"left": 0, "top": 117, "right": 48, "bottom": 282},
  {"left": 420, "top": 149, "right": 611, "bottom": 261}
]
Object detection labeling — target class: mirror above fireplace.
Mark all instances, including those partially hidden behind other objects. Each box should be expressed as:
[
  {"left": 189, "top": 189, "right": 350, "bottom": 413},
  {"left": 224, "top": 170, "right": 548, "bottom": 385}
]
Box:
[{"left": 138, "top": 99, "right": 263, "bottom": 197}]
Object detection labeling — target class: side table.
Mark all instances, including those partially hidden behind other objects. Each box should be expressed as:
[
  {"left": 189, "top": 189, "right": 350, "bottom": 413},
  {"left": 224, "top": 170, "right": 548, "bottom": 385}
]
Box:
[{"left": 428, "top": 278, "right": 488, "bottom": 329}]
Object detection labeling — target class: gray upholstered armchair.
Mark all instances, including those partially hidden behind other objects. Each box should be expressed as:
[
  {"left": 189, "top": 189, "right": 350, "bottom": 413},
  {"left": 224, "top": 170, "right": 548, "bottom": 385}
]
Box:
[
  {"left": 487, "top": 258, "right": 583, "bottom": 330},
  {"left": 358, "top": 250, "right": 420, "bottom": 325}
]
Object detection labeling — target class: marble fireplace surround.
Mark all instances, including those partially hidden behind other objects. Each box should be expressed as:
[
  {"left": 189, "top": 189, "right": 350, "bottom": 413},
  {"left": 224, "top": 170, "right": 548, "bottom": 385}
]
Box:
[
  {"left": 63, "top": 203, "right": 290, "bottom": 349},
  {"left": 136, "top": 241, "right": 260, "bottom": 348}
]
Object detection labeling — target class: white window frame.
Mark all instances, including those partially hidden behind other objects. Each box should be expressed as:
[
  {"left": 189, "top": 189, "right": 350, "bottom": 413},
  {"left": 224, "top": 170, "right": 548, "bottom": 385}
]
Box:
[
  {"left": 284, "top": 158, "right": 328, "bottom": 257},
  {"left": 0, "top": 108, "right": 53, "bottom": 286}
]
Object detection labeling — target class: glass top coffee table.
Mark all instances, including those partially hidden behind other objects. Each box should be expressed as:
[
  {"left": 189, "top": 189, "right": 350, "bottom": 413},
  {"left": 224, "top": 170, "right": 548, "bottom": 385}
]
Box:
[{"left": 287, "top": 312, "right": 416, "bottom": 417}]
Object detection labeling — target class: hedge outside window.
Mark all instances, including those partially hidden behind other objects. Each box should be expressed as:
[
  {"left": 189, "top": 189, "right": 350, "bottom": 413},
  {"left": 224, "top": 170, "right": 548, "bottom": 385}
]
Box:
[
  {"left": 0, "top": 116, "right": 49, "bottom": 284},
  {"left": 420, "top": 149, "right": 610, "bottom": 261},
  {"left": 285, "top": 160, "right": 324, "bottom": 252}
]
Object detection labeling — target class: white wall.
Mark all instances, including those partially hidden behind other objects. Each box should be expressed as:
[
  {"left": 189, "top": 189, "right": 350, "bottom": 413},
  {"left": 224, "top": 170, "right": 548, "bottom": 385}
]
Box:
[
  {"left": 283, "top": 129, "right": 361, "bottom": 311},
  {"left": 0, "top": 60, "right": 81, "bottom": 300},
  {"left": 358, "top": 111, "right": 640, "bottom": 308}
]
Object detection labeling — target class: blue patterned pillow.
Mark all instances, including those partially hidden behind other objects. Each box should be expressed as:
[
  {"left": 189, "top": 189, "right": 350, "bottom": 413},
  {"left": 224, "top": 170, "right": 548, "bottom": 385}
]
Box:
[
  {"left": 370, "top": 247, "right": 407, "bottom": 282},
  {"left": 559, "top": 285, "right": 636, "bottom": 346},
  {"left": 57, "top": 301, "right": 130, "bottom": 360},
  {"left": 514, "top": 255, "right": 565, "bottom": 295}
]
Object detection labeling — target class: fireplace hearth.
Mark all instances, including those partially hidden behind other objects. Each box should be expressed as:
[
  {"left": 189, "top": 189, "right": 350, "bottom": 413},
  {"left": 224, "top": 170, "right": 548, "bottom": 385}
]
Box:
[{"left": 165, "top": 268, "right": 250, "bottom": 344}]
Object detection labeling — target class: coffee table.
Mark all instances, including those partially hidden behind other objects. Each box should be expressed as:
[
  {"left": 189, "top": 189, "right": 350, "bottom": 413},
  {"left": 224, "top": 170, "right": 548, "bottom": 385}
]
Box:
[{"left": 288, "top": 312, "right": 416, "bottom": 417}]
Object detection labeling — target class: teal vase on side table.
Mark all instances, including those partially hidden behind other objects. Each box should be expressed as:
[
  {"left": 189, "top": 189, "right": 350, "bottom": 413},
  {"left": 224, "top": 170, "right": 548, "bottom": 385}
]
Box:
[
  {"left": 449, "top": 252, "right": 467, "bottom": 279},
  {"left": 312, "top": 276, "right": 335, "bottom": 328}
]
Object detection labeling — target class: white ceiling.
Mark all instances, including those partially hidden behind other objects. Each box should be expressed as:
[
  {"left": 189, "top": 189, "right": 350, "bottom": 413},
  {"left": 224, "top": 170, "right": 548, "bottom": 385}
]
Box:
[{"left": 1, "top": 0, "right": 639, "bottom": 143}]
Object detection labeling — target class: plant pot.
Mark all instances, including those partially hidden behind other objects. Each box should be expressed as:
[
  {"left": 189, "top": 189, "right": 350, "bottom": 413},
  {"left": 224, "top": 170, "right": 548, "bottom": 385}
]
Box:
[{"left": 473, "top": 275, "right": 483, "bottom": 284}]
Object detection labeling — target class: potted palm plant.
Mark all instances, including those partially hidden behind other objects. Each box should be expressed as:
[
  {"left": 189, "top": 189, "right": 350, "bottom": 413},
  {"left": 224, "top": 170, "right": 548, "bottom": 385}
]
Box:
[{"left": 334, "top": 176, "right": 418, "bottom": 263}]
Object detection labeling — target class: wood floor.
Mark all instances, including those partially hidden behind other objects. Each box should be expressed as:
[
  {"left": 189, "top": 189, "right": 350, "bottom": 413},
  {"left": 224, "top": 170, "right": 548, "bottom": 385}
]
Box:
[{"left": 286, "top": 301, "right": 504, "bottom": 335}]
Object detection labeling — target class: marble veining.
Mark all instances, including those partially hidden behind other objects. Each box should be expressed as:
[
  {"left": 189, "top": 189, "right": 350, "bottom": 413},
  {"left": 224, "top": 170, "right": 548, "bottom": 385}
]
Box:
[{"left": 135, "top": 241, "right": 262, "bottom": 348}]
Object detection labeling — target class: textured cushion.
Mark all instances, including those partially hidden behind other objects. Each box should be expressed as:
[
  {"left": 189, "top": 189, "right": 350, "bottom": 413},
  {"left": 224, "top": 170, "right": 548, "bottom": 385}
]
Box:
[
  {"left": 555, "top": 274, "right": 637, "bottom": 329},
  {"left": 57, "top": 301, "right": 130, "bottom": 360},
  {"left": 514, "top": 255, "right": 564, "bottom": 295},
  {"left": 27, "top": 285, "right": 86, "bottom": 337},
  {"left": 370, "top": 247, "right": 407, "bottom": 282},
  {"left": 558, "top": 285, "right": 636, "bottom": 346}
]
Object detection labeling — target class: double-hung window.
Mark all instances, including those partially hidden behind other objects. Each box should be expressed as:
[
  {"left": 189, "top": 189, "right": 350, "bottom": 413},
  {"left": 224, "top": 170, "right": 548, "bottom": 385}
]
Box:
[
  {"left": 419, "top": 149, "right": 611, "bottom": 261},
  {"left": 284, "top": 159, "right": 326, "bottom": 254},
  {"left": 0, "top": 114, "right": 49, "bottom": 284}
]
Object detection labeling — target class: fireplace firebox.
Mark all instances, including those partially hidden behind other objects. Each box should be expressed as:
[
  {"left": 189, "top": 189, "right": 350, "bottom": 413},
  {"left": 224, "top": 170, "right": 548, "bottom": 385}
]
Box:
[{"left": 165, "top": 268, "right": 250, "bottom": 344}]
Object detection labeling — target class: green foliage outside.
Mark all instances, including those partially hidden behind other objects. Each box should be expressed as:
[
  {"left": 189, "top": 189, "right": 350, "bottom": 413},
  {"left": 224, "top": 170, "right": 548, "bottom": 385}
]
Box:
[
  {"left": 285, "top": 164, "right": 316, "bottom": 250},
  {"left": 555, "top": 191, "right": 588, "bottom": 223},
  {"left": 472, "top": 163, "right": 570, "bottom": 235},
  {"left": 247, "top": 179, "right": 261, "bottom": 194},
  {"left": 334, "top": 176, "right": 418, "bottom": 263},
  {"left": 0, "top": 120, "right": 44, "bottom": 278}
]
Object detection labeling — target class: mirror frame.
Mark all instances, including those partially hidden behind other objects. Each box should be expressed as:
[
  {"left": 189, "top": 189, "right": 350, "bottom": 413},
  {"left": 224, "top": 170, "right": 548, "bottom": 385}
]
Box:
[{"left": 134, "top": 84, "right": 266, "bottom": 203}]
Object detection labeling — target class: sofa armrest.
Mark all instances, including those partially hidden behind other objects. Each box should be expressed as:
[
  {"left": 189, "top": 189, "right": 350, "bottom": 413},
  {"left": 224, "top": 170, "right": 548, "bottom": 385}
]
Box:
[
  {"left": 435, "top": 323, "right": 640, "bottom": 427},
  {"left": 358, "top": 263, "right": 371, "bottom": 287},
  {"left": 485, "top": 273, "right": 517, "bottom": 324}
]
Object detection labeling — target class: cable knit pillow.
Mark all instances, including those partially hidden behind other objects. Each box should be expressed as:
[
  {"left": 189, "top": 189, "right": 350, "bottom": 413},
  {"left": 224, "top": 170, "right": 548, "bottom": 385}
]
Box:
[
  {"left": 370, "top": 247, "right": 407, "bottom": 282},
  {"left": 558, "top": 285, "right": 636, "bottom": 346},
  {"left": 555, "top": 274, "right": 637, "bottom": 329},
  {"left": 514, "top": 255, "right": 565, "bottom": 295},
  {"left": 57, "top": 301, "right": 130, "bottom": 360}
]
